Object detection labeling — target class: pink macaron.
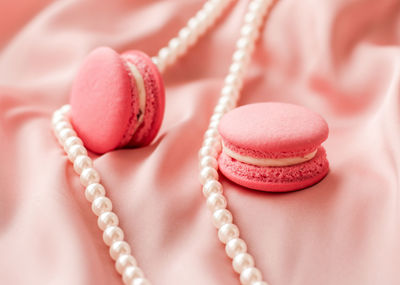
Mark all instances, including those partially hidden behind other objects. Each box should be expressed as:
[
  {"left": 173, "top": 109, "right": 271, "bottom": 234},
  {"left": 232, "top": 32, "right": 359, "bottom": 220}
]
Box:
[
  {"left": 218, "top": 102, "right": 329, "bottom": 192},
  {"left": 70, "top": 47, "right": 165, "bottom": 154}
]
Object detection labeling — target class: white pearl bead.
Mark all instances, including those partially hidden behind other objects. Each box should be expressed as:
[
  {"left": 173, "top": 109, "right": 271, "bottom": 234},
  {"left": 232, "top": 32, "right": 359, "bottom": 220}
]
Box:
[
  {"left": 203, "top": 137, "right": 221, "bottom": 153},
  {"left": 151, "top": 57, "right": 160, "bottom": 68},
  {"left": 252, "top": 282, "right": 269, "bottom": 285},
  {"left": 218, "top": 223, "right": 239, "bottom": 244},
  {"left": 249, "top": 1, "right": 263, "bottom": 13},
  {"left": 244, "top": 11, "right": 262, "bottom": 26},
  {"left": 158, "top": 47, "right": 170, "bottom": 62},
  {"left": 103, "top": 225, "right": 124, "bottom": 246},
  {"left": 123, "top": 266, "right": 144, "bottom": 284},
  {"left": 168, "top": 37, "right": 184, "bottom": 57},
  {"left": 198, "top": 146, "right": 218, "bottom": 159},
  {"left": 54, "top": 121, "right": 72, "bottom": 134},
  {"left": 224, "top": 73, "right": 243, "bottom": 89},
  {"left": 178, "top": 27, "right": 194, "bottom": 46},
  {"left": 80, "top": 167, "right": 100, "bottom": 187},
  {"left": 212, "top": 208, "right": 232, "bottom": 228},
  {"left": 229, "top": 62, "right": 246, "bottom": 77},
  {"left": 92, "top": 196, "right": 112, "bottom": 216},
  {"left": 131, "top": 278, "right": 151, "bottom": 285},
  {"left": 233, "top": 253, "right": 255, "bottom": 273},
  {"left": 206, "top": 193, "right": 227, "bottom": 212},
  {"left": 188, "top": 17, "right": 200, "bottom": 35},
  {"left": 240, "top": 267, "right": 262, "bottom": 285},
  {"left": 68, "top": 144, "right": 87, "bottom": 162},
  {"left": 110, "top": 240, "right": 131, "bottom": 260},
  {"left": 218, "top": 95, "right": 236, "bottom": 109},
  {"left": 202, "top": 180, "right": 223, "bottom": 197},
  {"left": 236, "top": 38, "right": 255, "bottom": 54},
  {"left": 199, "top": 156, "right": 218, "bottom": 170},
  {"left": 116, "top": 254, "right": 137, "bottom": 275},
  {"left": 221, "top": 85, "right": 239, "bottom": 99},
  {"left": 225, "top": 238, "right": 247, "bottom": 258},
  {"left": 64, "top": 136, "right": 83, "bottom": 152},
  {"left": 214, "top": 103, "right": 232, "bottom": 114},
  {"left": 59, "top": 105, "right": 71, "bottom": 115},
  {"left": 85, "top": 183, "right": 106, "bottom": 202},
  {"left": 204, "top": 128, "right": 219, "bottom": 140},
  {"left": 240, "top": 24, "right": 259, "bottom": 41},
  {"left": 58, "top": 128, "right": 76, "bottom": 143},
  {"left": 73, "top": 155, "right": 93, "bottom": 175},
  {"left": 98, "top": 211, "right": 119, "bottom": 231},
  {"left": 196, "top": 9, "right": 208, "bottom": 26},
  {"left": 204, "top": 1, "right": 217, "bottom": 14},
  {"left": 210, "top": 113, "right": 224, "bottom": 123},
  {"left": 52, "top": 113, "right": 66, "bottom": 126},
  {"left": 199, "top": 167, "right": 219, "bottom": 185},
  {"left": 208, "top": 120, "right": 219, "bottom": 130}
]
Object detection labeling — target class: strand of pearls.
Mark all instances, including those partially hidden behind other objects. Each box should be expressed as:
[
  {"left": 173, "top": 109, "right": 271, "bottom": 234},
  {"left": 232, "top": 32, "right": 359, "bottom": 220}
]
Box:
[
  {"left": 198, "top": 0, "right": 273, "bottom": 284},
  {"left": 152, "top": 0, "right": 235, "bottom": 73},
  {"left": 52, "top": 105, "right": 151, "bottom": 285}
]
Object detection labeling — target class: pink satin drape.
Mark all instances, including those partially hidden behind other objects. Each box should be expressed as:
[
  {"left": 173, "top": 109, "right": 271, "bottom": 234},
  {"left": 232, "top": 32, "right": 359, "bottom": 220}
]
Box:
[{"left": 0, "top": 0, "right": 399, "bottom": 284}]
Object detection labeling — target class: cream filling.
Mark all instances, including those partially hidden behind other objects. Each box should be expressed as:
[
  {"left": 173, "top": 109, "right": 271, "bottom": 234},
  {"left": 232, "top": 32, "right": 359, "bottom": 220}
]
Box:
[
  {"left": 223, "top": 143, "right": 317, "bottom": 167},
  {"left": 126, "top": 61, "right": 146, "bottom": 134}
]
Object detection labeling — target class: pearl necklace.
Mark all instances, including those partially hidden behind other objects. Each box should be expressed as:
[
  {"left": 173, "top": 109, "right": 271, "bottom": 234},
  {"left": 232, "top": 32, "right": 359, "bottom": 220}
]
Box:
[{"left": 51, "top": 0, "right": 273, "bottom": 284}]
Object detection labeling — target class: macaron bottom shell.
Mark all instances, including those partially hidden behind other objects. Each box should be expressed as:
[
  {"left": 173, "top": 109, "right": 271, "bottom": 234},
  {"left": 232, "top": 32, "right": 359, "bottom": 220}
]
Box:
[{"left": 218, "top": 147, "right": 329, "bottom": 192}]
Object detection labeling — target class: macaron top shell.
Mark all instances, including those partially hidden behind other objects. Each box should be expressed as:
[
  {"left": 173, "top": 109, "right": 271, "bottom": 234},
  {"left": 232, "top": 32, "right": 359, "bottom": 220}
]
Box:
[
  {"left": 70, "top": 47, "right": 139, "bottom": 154},
  {"left": 218, "top": 102, "right": 329, "bottom": 158}
]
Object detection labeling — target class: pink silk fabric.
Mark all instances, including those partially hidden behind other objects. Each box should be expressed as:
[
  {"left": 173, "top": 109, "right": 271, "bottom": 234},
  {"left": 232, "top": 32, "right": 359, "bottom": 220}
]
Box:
[{"left": 1, "top": 0, "right": 400, "bottom": 284}]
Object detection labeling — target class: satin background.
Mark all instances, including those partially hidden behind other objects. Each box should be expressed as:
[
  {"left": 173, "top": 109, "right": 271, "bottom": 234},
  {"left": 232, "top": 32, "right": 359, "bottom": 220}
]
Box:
[{"left": 1, "top": 0, "right": 400, "bottom": 284}]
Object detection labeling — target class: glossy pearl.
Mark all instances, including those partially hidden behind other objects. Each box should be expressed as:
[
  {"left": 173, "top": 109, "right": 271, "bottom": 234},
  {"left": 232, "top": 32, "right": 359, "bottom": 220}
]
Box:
[
  {"left": 233, "top": 253, "right": 255, "bottom": 274},
  {"left": 85, "top": 183, "right": 106, "bottom": 202},
  {"left": 59, "top": 104, "right": 71, "bottom": 114},
  {"left": 210, "top": 113, "right": 224, "bottom": 123},
  {"left": 198, "top": 146, "right": 218, "bottom": 159},
  {"left": 54, "top": 121, "right": 72, "bottom": 133},
  {"left": 203, "top": 137, "right": 221, "bottom": 153},
  {"left": 224, "top": 73, "right": 243, "bottom": 89},
  {"left": 80, "top": 168, "right": 100, "bottom": 187},
  {"left": 98, "top": 211, "right": 119, "bottom": 231},
  {"left": 199, "top": 156, "right": 218, "bottom": 170},
  {"left": 252, "top": 282, "right": 269, "bottom": 285},
  {"left": 116, "top": 254, "right": 137, "bottom": 274},
  {"left": 207, "top": 193, "right": 227, "bottom": 212},
  {"left": 131, "top": 278, "right": 152, "bottom": 285},
  {"left": 73, "top": 155, "right": 93, "bottom": 175},
  {"left": 63, "top": 136, "right": 83, "bottom": 152},
  {"left": 218, "top": 223, "right": 239, "bottom": 244},
  {"left": 58, "top": 128, "right": 76, "bottom": 143},
  {"left": 212, "top": 208, "right": 233, "bottom": 228},
  {"left": 199, "top": 167, "right": 218, "bottom": 185},
  {"left": 202, "top": 180, "right": 223, "bottom": 197},
  {"left": 123, "top": 266, "right": 144, "bottom": 285},
  {"left": 68, "top": 144, "right": 87, "bottom": 162},
  {"left": 240, "top": 267, "right": 262, "bottom": 285},
  {"left": 225, "top": 238, "right": 247, "bottom": 258},
  {"left": 221, "top": 85, "right": 239, "bottom": 99},
  {"left": 204, "top": 128, "right": 220, "bottom": 139},
  {"left": 103, "top": 226, "right": 124, "bottom": 246},
  {"left": 52, "top": 113, "right": 66, "bottom": 126},
  {"left": 110, "top": 240, "right": 131, "bottom": 260},
  {"left": 92, "top": 196, "right": 112, "bottom": 216}
]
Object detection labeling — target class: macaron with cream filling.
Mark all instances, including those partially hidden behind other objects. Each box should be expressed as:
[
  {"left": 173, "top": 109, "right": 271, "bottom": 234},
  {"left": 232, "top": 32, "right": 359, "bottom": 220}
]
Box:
[
  {"left": 70, "top": 47, "right": 165, "bottom": 154},
  {"left": 218, "top": 102, "right": 329, "bottom": 192}
]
